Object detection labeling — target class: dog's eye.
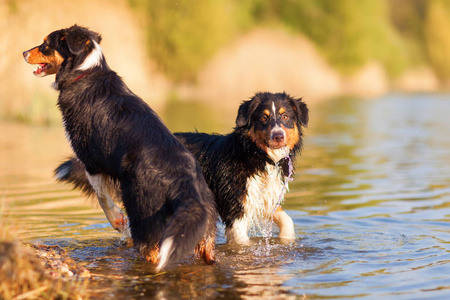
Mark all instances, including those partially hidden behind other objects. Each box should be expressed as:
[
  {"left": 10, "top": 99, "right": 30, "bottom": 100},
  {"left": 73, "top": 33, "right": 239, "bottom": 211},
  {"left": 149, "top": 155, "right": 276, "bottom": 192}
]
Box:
[
  {"left": 281, "top": 114, "right": 289, "bottom": 121},
  {"left": 260, "top": 115, "right": 269, "bottom": 123},
  {"left": 40, "top": 44, "right": 49, "bottom": 52}
]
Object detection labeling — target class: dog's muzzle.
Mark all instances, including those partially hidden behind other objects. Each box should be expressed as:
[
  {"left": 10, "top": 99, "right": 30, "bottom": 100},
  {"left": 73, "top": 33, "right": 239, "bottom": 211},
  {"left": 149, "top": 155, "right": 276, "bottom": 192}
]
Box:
[{"left": 270, "top": 127, "right": 287, "bottom": 149}]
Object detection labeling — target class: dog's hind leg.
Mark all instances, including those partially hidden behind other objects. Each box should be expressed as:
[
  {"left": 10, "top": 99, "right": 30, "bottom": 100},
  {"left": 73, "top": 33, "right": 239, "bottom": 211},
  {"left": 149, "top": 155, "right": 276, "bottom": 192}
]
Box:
[
  {"left": 86, "top": 173, "right": 132, "bottom": 241},
  {"left": 97, "top": 192, "right": 132, "bottom": 242}
]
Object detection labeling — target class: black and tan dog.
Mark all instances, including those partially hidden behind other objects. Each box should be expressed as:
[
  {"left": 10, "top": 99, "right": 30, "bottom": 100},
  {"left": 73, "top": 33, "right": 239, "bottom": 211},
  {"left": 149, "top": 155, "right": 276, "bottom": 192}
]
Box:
[
  {"left": 56, "top": 92, "right": 308, "bottom": 244},
  {"left": 23, "top": 25, "right": 217, "bottom": 271}
]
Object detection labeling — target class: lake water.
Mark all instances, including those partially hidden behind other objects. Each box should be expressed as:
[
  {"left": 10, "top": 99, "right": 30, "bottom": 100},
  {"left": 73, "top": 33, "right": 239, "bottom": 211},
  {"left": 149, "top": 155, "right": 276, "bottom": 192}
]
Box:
[{"left": 1, "top": 94, "right": 449, "bottom": 299}]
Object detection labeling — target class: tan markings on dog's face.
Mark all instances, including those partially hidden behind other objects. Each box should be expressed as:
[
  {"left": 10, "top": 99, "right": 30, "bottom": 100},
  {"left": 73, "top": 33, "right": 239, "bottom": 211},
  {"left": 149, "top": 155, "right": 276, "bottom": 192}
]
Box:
[
  {"left": 279, "top": 107, "right": 286, "bottom": 115},
  {"left": 23, "top": 36, "right": 65, "bottom": 77},
  {"left": 248, "top": 125, "right": 269, "bottom": 153},
  {"left": 25, "top": 47, "right": 64, "bottom": 66},
  {"left": 282, "top": 123, "right": 300, "bottom": 150}
]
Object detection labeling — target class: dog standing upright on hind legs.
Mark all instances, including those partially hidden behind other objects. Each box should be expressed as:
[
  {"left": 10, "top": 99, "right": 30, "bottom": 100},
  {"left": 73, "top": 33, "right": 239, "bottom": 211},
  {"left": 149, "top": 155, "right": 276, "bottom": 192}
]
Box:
[{"left": 23, "top": 25, "right": 217, "bottom": 271}]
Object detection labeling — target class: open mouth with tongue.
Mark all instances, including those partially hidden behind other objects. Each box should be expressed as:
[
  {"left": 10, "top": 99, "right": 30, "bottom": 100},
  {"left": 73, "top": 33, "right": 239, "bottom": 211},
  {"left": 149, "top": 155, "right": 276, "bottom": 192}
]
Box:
[
  {"left": 33, "top": 63, "right": 51, "bottom": 76},
  {"left": 23, "top": 46, "right": 64, "bottom": 77}
]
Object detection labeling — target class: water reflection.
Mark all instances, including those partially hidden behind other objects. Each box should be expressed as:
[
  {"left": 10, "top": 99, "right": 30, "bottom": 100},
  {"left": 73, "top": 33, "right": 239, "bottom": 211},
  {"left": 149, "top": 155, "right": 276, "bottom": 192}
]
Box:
[
  {"left": 292, "top": 94, "right": 450, "bottom": 212},
  {"left": 1, "top": 94, "right": 450, "bottom": 299},
  {"left": 53, "top": 238, "right": 312, "bottom": 299}
]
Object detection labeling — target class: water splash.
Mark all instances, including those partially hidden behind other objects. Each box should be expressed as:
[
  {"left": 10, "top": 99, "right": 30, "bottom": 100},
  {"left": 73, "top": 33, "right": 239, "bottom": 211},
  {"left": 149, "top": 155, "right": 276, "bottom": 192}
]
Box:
[{"left": 248, "top": 148, "right": 294, "bottom": 240}]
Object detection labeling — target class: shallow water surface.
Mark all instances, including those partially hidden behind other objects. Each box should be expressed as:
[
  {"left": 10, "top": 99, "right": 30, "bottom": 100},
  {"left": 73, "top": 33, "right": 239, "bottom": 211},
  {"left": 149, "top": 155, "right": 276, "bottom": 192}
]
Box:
[{"left": 1, "top": 94, "right": 450, "bottom": 299}]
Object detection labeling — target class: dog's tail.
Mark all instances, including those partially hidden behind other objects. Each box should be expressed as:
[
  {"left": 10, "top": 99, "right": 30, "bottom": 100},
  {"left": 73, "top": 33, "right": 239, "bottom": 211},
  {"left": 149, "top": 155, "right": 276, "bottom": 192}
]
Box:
[
  {"left": 54, "top": 157, "right": 121, "bottom": 199},
  {"left": 54, "top": 157, "right": 96, "bottom": 197},
  {"left": 156, "top": 177, "right": 217, "bottom": 272}
]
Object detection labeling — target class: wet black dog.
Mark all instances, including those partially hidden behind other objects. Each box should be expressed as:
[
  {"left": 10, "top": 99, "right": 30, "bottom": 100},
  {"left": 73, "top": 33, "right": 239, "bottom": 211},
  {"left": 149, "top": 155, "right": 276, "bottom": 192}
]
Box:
[
  {"left": 23, "top": 25, "right": 217, "bottom": 271},
  {"left": 56, "top": 92, "right": 308, "bottom": 244},
  {"left": 176, "top": 92, "right": 308, "bottom": 243}
]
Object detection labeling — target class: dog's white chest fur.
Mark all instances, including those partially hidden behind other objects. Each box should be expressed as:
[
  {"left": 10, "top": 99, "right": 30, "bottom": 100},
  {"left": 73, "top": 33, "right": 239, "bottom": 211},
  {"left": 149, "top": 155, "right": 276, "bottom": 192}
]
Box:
[
  {"left": 226, "top": 162, "right": 288, "bottom": 243},
  {"left": 244, "top": 163, "right": 286, "bottom": 221}
]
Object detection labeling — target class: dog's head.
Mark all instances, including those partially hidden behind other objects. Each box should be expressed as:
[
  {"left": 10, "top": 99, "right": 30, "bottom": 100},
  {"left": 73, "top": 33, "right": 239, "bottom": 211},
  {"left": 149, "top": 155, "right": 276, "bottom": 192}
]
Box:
[
  {"left": 236, "top": 92, "right": 309, "bottom": 163},
  {"left": 22, "top": 25, "right": 102, "bottom": 78}
]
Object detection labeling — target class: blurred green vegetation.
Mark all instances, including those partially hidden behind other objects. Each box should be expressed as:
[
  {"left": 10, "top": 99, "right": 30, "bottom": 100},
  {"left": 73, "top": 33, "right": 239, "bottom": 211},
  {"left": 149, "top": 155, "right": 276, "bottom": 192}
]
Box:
[
  {"left": 128, "top": 0, "right": 244, "bottom": 82},
  {"left": 4, "top": 0, "right": 450, "bottom": 125},
  {"left": 274, "top": 0, "right": 407, "bottom": 75},
  {"left": 129, "top": 0, "right": 450, "bottom": 81}
]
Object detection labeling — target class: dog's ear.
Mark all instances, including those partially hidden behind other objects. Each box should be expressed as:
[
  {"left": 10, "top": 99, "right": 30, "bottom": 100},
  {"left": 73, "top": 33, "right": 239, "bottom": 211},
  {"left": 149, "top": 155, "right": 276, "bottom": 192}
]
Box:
[
  {"left": 66, "top": 28, "right": 90, "bottom": 55},
  {"left": 291, "top": 97, "right": 309, "bottom": 128},
  {"left": 91, "top": 32, "right": 102, "bottom": 44},
  {"left": 236, "top": 95, "right": 261, "bottom": 128},
  {"left": 66, "top": 26, "right": 101, "bottom": 55},
  {"left": 236, "top": 100, "right": 251, "bottom": 127}
]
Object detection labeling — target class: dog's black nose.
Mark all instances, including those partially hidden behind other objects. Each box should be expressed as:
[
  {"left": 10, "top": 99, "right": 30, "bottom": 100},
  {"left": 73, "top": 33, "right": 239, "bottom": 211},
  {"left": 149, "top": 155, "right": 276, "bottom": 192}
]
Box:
[
  {"left": 22, "top": 51, "right": 29, "bottom": 60},
  {"left": 271, "top": 130, "right": 285, "bottom": 143}
]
